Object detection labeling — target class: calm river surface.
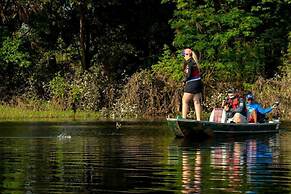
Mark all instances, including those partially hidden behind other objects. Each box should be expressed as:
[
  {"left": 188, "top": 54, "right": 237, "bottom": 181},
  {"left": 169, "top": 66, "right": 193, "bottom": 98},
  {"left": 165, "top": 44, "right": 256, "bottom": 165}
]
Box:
[{"left": 0, "top": 120, "right": 290, "bottom": 194}]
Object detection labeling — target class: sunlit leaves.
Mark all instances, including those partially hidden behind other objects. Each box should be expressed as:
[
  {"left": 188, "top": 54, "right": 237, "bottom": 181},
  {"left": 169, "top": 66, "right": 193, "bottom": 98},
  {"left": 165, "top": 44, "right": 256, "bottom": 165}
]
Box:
[
  {"left": 152, "top": 45, "right": 183, "bottom": 81},
  {"left": 159, "top": 0, "right": 291, "bottom": 82},
  {"left": 0, "top": 35, "right": 31, "bottom": 68}
]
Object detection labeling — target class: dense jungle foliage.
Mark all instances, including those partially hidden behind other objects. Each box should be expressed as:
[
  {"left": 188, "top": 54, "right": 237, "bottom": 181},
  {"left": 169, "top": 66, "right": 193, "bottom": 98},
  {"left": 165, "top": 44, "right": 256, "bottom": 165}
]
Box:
[{"left": 0, "top": 0, "right": 290, "bottom": 120}]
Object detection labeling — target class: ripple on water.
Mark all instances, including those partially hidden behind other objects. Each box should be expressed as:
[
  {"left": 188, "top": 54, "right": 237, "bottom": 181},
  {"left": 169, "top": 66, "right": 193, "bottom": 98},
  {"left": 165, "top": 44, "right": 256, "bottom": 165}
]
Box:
[{"left": 0, "top": 121, "right": 291, "bottom": 193}]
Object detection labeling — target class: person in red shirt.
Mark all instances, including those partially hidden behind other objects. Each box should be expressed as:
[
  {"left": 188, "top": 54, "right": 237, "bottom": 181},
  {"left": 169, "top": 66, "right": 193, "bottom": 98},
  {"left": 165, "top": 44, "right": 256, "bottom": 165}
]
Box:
[{"left": 222, "top": 88, "right": 247, "bottom": 123}]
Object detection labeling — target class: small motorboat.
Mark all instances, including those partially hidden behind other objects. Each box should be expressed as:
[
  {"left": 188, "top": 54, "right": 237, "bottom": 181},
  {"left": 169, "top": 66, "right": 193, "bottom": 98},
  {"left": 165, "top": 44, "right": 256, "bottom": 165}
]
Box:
[{"left": 167, "top": 118, "right": 280, "bottom": 138}]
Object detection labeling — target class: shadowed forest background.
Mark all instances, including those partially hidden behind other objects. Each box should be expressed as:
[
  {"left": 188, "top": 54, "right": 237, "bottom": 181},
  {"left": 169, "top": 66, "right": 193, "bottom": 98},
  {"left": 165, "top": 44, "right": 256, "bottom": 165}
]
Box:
[{"left": 0, "top": 0, "right": 290, "bottom": 120}]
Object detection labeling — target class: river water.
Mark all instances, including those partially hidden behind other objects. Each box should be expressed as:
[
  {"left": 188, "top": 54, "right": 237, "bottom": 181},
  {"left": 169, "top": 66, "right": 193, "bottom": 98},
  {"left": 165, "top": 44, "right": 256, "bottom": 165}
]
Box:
[{"left": 0, "top": 120, "right": 290, "bottom": 194}]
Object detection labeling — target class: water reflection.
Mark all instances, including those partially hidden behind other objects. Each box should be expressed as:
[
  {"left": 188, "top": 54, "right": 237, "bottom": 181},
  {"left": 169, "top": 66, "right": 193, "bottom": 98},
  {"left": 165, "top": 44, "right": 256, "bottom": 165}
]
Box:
[
  {"left": 182, "top": 149, "right": 201, "bottom": 193},
  {"left": 176, "top": 132, "right": 291, "bottom": 194},
  {"left": 0, "top": 121, "right": 290, "bottom": 193},
  {"left": 0, "top": 121, "right": 177, "bottom": 193}
]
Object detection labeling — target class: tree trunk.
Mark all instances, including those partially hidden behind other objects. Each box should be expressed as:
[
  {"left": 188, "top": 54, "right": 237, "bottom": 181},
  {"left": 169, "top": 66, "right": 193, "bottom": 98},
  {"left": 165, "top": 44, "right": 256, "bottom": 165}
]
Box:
[{"left": 79, "top": 0, "right": 87, "bottom": 70}]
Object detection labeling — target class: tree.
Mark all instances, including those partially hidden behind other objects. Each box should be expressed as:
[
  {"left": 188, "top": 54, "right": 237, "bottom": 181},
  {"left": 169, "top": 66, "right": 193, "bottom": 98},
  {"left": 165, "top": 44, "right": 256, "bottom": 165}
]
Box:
[
  {"left": 0, "top": 0, "right": 175, "bottom": 108},
  {"left": 161, "top": 0, "right": 291, "bottom": 82},
  {"left": 0, "top": 0, "right": 42, "bottom": 31}
]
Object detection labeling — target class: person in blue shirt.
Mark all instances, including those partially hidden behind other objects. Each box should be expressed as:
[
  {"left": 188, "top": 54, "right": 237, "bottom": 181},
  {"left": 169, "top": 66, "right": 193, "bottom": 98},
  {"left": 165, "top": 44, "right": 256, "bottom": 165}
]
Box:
[{"left": 245, "top": 93, "right": 278, "bottom": 123}]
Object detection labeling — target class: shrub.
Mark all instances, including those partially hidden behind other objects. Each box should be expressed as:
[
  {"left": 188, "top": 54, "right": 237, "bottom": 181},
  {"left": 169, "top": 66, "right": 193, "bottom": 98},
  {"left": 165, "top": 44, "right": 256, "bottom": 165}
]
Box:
[{"left": 113, "top": 69, "right": 182, "bottom": 118}]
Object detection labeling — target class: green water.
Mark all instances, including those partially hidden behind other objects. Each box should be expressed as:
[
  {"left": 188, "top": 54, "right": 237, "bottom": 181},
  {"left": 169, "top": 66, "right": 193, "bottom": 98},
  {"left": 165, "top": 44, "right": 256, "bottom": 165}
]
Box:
[{"left": 0, "top": 121, "right": 290, "bottom": 194}]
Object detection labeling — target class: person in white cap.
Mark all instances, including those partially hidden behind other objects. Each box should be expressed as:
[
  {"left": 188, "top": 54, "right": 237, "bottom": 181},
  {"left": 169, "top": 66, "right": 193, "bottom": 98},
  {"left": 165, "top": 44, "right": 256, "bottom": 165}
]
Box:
[{"left": 222, "top": 88, "right": 247, "bottom": 123}]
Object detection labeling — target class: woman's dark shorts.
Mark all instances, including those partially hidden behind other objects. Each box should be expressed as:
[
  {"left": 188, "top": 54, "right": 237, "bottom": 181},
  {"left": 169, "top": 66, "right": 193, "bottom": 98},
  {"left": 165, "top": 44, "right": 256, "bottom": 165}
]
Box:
[{"left": 184, "top": 79, "right": 203, "bottom": 94}]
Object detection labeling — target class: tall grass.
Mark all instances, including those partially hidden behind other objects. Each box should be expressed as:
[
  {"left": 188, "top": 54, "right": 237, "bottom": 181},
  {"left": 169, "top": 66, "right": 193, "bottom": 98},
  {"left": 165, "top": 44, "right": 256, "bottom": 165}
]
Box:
[
  {"left": 112, "top": 70, "right": 183, "bottom": 119},
  {"left": 0, "top": 105, "right": 100, "bottom": 120},
  {"left": 251, "top": 76, "right": 291, "bottom": 120}
]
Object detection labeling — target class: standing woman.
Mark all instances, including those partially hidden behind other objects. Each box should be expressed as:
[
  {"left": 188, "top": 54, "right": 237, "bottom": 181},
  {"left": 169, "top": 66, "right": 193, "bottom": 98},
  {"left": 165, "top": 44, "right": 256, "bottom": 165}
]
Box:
[{"left": 182, "top": 48, "right": 203, "bottom": 120}]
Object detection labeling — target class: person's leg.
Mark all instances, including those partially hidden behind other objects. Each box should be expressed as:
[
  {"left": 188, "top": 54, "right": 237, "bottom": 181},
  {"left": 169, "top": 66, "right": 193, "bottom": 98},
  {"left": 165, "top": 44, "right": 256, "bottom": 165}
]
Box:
[
  {"left": 182, "top": 93, "right": 193, "bottom": 119},
  {"left": 233, "top": 113, "right": 247, "bottom": 123},
  {"left": 193, "top": 92, "right": 202, "bottom": 121},
  {"left": 248, "top": 110, "right": 257, "bottom": 123},
  {"left": 233, "top": 113, "right": 241, "bottom": 123},
  {"left": 252, "top": 110, "right": 257, "bottom": 123}
]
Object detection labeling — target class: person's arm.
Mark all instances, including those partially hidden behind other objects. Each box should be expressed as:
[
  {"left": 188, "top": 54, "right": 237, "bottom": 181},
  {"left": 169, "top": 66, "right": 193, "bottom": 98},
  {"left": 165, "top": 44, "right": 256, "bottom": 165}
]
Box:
[
  {"left": 256, "top": 104, "right": 273, "bottom": 114},
  {"left": 222, "top": 98, "right": 229, "bottom": 111},
  {"left": 234, "top": 98, "right": 244, "bottom": 113},
  {"left": 221, "top": 99, "right": 226, "bottom": 108},
  {"left": 183, "top": 60, "right": 192, "bottom": 82}
]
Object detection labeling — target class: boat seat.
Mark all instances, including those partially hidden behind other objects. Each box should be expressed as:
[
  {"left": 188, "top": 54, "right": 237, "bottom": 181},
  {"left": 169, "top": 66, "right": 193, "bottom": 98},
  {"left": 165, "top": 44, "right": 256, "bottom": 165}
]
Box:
[{"left": 209, "top": 108, "right": 227, "bottom": 123}]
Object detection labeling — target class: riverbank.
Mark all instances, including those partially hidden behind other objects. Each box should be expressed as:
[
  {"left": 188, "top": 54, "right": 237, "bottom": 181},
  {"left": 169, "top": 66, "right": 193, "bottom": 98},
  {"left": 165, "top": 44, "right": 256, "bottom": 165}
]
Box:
[
  {"left": 0, "top": 105, "right": 100, "bottom": 120},
  {"left": 1, "top": 104, "right": 289, "bottom": 124}
]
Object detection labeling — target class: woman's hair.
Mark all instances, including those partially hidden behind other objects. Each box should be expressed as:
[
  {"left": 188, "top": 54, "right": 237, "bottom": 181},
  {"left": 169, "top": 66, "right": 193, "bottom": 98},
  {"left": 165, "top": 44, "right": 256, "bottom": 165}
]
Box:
[
  {"left": 192, "top": 51, "right": 200, "bottom": 68},
  {"left": 183, "top": 48, "right": 200, "bottom": 70}
]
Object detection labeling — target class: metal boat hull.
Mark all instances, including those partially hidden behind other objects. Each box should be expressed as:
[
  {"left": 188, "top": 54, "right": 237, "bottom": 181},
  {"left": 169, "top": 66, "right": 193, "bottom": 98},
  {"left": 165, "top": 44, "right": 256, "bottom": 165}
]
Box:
[{"left": 167, "top": 118, "right": 280, "bottom": 138}]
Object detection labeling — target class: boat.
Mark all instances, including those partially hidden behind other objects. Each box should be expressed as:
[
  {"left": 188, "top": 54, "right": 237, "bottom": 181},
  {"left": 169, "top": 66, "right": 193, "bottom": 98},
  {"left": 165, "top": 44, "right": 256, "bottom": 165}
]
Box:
[{"left": 167, "top": 117, "right": 280, "bottom": 138}]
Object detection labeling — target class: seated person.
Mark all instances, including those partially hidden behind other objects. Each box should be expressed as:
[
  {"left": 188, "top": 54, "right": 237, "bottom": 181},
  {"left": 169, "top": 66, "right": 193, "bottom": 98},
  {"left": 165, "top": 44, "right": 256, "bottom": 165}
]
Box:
[
  {"left": 222, "top": 88, "right": 247, "bottom": 123},
  {"left": 245, "top": 93, "right": 277, "bottom": 123}
]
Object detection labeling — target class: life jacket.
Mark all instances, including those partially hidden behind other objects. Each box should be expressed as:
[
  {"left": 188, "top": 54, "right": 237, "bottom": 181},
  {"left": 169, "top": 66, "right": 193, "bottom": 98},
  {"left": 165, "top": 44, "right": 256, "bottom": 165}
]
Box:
[
  {"left": 225, "top": 97, "right": 239, "bottom": 110},
  {"left": 191, "top": 67, "right": 200, "bottom": 79},
  {"left": 184, "top": 58, "right": 200, "bottom": 79}
]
